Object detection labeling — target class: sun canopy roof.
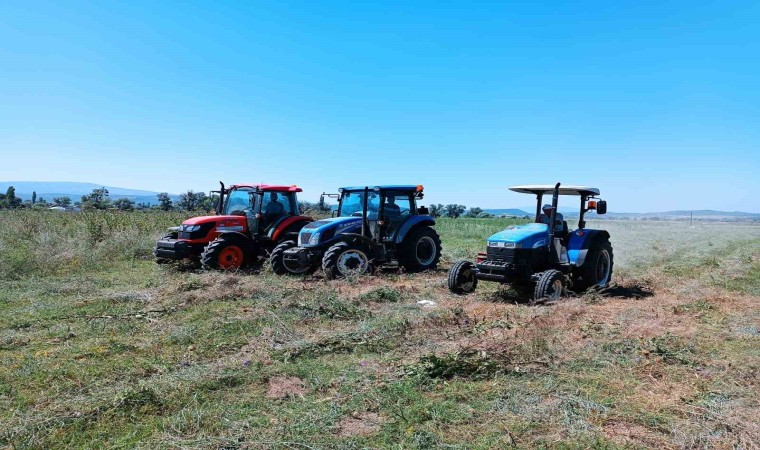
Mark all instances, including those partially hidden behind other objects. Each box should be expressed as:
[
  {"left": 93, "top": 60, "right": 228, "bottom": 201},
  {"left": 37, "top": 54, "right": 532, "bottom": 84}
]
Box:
[
  {"left": 509, "top": 185, "right": 600, "bottom": 196},
  {"left": 341, "top": 185, "right": 422, "bottom": 192}
]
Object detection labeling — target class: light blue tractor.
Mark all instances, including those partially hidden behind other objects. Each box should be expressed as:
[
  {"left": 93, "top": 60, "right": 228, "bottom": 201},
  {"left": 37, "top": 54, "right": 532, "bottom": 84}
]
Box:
[
  {"left": 271, "top": 185, "right": 442, "bottom": 278},
  {"left": 448, "top": 183, "right": 613, "bottom": 303}
]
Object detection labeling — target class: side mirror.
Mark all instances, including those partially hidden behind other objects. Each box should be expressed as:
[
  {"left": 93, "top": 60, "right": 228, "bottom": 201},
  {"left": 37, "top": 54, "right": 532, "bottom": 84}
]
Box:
[{"left": 596, "top": 200, "right": 607, "bottom": 215}]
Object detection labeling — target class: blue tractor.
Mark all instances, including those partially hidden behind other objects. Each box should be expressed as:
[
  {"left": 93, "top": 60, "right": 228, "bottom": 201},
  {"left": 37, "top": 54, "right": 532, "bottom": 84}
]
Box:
[
  {"left": 270, "top": 185, "right": 442, "bottom": 278},
  {"left": 448, "top": 183, "right": 613, "bottom": 303}
]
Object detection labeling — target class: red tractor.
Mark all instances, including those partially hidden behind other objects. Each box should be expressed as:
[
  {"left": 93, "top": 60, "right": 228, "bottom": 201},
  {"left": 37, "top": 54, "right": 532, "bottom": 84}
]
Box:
[{"left": 154, "top": 182, "right": 313, "bottom": 270}]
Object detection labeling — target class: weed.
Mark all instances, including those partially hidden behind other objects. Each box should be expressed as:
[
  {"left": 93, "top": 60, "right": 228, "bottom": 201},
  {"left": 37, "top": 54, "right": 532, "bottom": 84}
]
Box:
[
  {"left": 357, "top": 286, "right": 403, "bottom": 303},
  {"left": 405, "top": 349, "right": 507, "bottom": 380}
]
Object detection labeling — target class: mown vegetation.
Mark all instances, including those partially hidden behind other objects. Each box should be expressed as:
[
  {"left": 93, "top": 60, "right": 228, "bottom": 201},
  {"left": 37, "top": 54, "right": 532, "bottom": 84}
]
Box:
[{"left": 0, "top": 211, "right": 758, "bottom": 449}]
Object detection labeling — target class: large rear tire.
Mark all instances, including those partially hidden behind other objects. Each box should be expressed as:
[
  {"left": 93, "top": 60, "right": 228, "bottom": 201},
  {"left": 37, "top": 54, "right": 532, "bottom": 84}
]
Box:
[
  {"left": 399, "top": 227, "right": 442, "bottom": 272},
  {"left": 322, "top": 241, "right": 373, "bottom": 280},
  {"left": 201, "top": 236, "right": 248, "bottom": 271},
  {"left": 271, "top": 240, "right": 316, "bottom": 275},
  {"left": 533, "top": 269, "right": 565, "bottom": 304},
  {"left": 575, "top": 238, "right": 614, "bottom": 291},
  {"left": 448, "top": 260, "right": 478, "bottom": 294}
]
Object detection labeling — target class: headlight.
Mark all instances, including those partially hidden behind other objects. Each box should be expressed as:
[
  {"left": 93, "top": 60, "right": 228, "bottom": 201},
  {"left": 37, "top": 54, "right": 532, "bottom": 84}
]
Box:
[
  {"left": 309, "top": 231, "right": 322, "bottom": 245},
  {"left": 488, "top": 241, "right": 520, "bottom": 248},
  {"left": 184, "top": 225, "right": 201, "bottom": 232}
]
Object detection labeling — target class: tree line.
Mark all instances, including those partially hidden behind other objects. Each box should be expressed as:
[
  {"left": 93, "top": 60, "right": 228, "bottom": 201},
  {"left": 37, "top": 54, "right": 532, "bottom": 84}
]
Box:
[
  {"left": 427, "top": 204, "right": 494, "bottom": 218},
  {"left": 0, "top": 186, "right": 218, "bottom": 212},
  {"left": 1, "top": 186, "right": 501, "bottom": 218}
]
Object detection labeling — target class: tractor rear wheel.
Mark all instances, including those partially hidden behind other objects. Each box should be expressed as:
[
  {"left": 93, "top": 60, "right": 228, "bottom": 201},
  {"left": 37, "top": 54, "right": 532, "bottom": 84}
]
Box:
[
  {"left": 201, "top": 236, "right": 248, "bottom": 271},
  {"left": 448, "top": 260, "right": 478, "bottom": 294},
  {"left": 576, "top": 238, "right": 614, "bottom": 291},
  {"left": 322, "top": 241, "right": 373, "bottom": 280},
  {"left": 399, "top": 227, "right": 442, "bottom": 272},
  {"left": 271, "top": 240, "right": 316, "bottom": 275},
  {"left": 533, "top": 269, "right": 565, "bottom": 304}
]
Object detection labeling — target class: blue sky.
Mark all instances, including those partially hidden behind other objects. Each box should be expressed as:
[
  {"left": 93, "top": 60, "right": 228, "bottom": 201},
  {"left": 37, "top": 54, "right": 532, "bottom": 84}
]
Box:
[{"left": 1, "top": 0, "right": 758, "bottom": 212}]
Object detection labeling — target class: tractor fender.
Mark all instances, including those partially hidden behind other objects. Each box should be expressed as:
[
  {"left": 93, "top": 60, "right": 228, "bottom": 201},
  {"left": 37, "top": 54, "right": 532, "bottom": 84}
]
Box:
[
  {"left": 568, "top": 230, "right": 610, "bottom": 267},
  {"left": 396, "top": 216, "right": 436, "bottom": 243},
  {"left": 213, "top": 231, "right": 256, "bottom": 253},
  {"left": 271, "top": 216, "right": 313, "bottom": 242}
]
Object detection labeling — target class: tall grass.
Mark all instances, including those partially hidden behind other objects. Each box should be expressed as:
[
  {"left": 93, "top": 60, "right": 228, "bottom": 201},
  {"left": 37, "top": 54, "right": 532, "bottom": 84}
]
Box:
[{"left": 0, "top": 210, "right": 189, "bottom": 280}]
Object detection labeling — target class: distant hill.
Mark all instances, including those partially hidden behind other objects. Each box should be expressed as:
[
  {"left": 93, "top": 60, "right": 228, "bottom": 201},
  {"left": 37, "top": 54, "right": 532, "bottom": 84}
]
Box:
[{"left": 0, "top": 181, "right": 174, "bottom": 205}]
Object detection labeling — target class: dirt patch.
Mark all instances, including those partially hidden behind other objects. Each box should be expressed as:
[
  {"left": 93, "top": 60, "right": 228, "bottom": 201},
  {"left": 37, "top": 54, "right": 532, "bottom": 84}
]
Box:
[
  {"left": 266, "top": 376, "right": 308, "bottom": 399},
  {"left": 603, "top": 421, "right": 669, "bottom": 448},
  {"left": 337, "top": 411, "right": 384, "bottom": 437}
]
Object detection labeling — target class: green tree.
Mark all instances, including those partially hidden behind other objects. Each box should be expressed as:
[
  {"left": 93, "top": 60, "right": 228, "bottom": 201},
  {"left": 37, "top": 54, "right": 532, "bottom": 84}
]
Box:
[
  {"left": 200, "top": 193, "right": 219, "bottom": 212},
  {"left": 428, "top": 204, "right": 444, "bottom": 218},
  {"left": 157, "top": 192, "right": 173, "bottom": 211},
  {"left": 112, "top": 198, "right": 135, "bottom": 211},
  {"left": 81, "top": 188, "right": 111, "bottom": 210},
  {"left": 1, "top": 186, "right": 21, "bottom": 209},
  {"left": 53, "top": 196, "right": 72, "bottom": 207},
  {"left": 466, "top": 207, "right": 483, "bottom": 218},
  {"left": 444, "top": 204, "right": 466, "bottom": 218},
  {"left": 177, "top": 190, "right": 206, "bottom": 211},
  {"left": 32, "top": 191, "right": 37, "bottom": 204}
]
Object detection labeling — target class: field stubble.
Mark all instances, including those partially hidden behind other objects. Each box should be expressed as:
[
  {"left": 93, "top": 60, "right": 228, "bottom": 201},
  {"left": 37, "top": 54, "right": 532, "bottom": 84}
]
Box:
[{"left": 0, "top": 210, "right": 758, "bottom": 449}]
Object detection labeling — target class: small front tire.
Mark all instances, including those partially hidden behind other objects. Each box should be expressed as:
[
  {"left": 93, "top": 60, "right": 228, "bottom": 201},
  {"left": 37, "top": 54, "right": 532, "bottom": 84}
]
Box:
[
  {"left": 533, "top": 269, "right": 565, "bottom": 304},
  {"left": 322, "top": 241, "right": 373, "bottom": 280},
  {"left": 448, "top": 260, "right": 478, "bottom": 294},
  {"left": 271, "top": 240, "right": 316, "bottom": 275}
]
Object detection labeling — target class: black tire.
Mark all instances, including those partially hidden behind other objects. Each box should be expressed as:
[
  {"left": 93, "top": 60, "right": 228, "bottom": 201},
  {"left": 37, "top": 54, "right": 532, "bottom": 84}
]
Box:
[
  {"left": 270, "top": 240, "right": 316, "bottom": 275},
  {"left": 322, "top": 241, "right": 372, "bottom": 280},
  {"left": 533, "top": 269, "right": 565, "bottom": 304},
  {"left": 448, "top": 260, "right": 478, "bottom": 294},
  {"left": 201, "top": 235, "right": 249, "bottom": 271},
  {"left": 399, "top": 227, "right": 442, "bottom": 272},
  {"left": 155, "top": 232, "right": 178, "bottom": 264},
  {"left": 575, "top": 238, "right": 614, "bottom": 291}
]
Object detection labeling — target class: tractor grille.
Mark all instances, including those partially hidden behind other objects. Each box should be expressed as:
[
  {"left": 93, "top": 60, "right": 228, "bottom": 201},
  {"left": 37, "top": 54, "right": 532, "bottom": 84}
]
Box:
[
  {"left": 486, "top": 247, "right": 534, "bottom": 266},
  {"left": 486, "top": 246, "right": 517, "bottom": 263}
]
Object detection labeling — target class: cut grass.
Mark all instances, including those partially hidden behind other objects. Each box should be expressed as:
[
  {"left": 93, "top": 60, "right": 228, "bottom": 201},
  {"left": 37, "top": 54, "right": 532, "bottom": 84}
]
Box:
[{"left": 0, "top": 212, "right": 758, "bottom": 448}]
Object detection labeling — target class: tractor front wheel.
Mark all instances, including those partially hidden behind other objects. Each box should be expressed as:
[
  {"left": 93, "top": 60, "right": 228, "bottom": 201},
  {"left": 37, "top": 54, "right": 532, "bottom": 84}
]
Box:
[
  {"left": 448, "top": 260, "right": 478, "bottom": 294},
  {"left": 271, "top": 240, "right": 316, "bottom": 275},
  {"left": 201, "top": 236, "right": 248, "bottom": 271},
  {"left": 322, "top": 242, "right": 373, "bottom": 280},
  {"left": 399, "top": 227, "right": 442, "bottom": 272},
  {"left": 533, "top": 269, "right": 565, "bottom": 304}
]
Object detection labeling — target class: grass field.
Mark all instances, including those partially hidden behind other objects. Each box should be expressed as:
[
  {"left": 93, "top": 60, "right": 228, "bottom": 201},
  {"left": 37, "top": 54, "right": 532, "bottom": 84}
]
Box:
[{"left": 1, "top": 211, "right": 758, "bottom": 449}]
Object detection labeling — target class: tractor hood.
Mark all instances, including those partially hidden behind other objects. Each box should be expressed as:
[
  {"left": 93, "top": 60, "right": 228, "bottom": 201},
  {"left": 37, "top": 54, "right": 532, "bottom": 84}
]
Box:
[
  {"left": 297, "top": 216, "right": 363, "bottom": 247},
  {"left": 180, "top": 215, "right": 247, "bottom": 233},
  {"left": 487, "top": 223, "right": 549, "bottom": 249}
]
